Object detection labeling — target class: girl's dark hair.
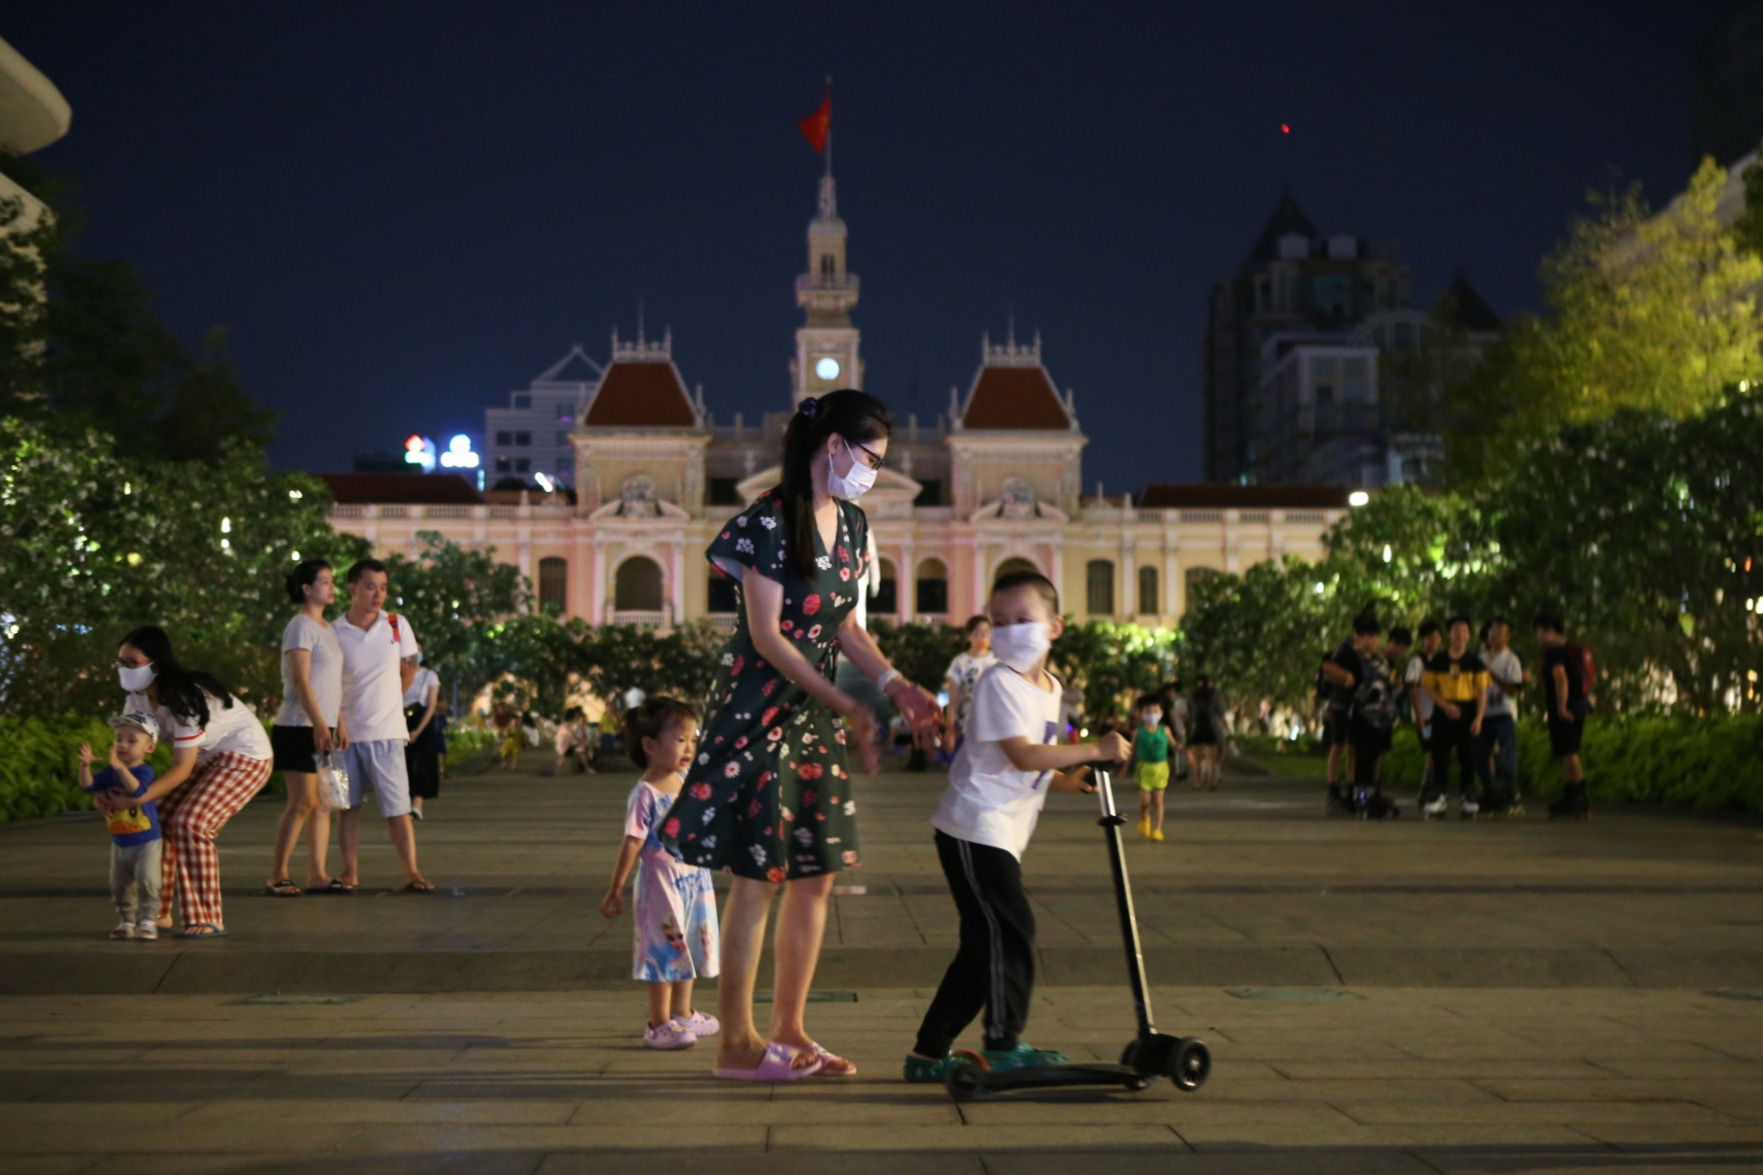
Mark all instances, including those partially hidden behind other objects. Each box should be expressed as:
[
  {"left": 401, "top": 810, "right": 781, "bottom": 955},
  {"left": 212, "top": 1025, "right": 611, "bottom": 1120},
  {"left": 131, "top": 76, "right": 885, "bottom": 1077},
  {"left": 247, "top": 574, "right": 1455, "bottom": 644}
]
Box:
[
  {"left": 286, "top": 559, "right": 332, "bottom": 606},
  {"left": 623, "top": 696, "right": 699, "bottom": 769},
  {"left": 777, "top": 389, "right": 891, "bottom": 581},
  {"left": 118, "top": 625, "right": 236, "bottom": 726}
]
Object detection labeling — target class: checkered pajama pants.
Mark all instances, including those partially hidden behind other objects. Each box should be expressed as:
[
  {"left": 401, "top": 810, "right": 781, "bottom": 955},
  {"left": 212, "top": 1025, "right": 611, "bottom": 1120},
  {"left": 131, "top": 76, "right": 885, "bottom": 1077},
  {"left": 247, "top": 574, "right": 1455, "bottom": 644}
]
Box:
[{"left": 155, "top": 751, "right": 273, "bottom": 930}]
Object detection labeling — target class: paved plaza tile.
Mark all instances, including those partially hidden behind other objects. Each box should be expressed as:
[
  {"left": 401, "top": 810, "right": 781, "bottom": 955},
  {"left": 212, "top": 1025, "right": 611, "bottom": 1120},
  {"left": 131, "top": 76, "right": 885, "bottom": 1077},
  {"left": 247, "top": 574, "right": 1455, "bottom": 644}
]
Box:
[{"left": 0, "top": 757, "right": 1760, "bottom": 1169}]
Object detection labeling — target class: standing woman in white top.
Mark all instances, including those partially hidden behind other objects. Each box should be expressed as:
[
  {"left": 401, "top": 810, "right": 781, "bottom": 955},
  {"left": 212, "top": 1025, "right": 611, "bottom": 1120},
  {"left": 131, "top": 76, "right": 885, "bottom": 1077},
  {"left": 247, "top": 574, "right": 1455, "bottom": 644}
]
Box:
[
  {"left": 267, "top": 560, "right": 347, "bottom": 895},
  {"left": 402, "top": 659, "right": 442, "bottom": 819},
  {"left": 103, "top": 625, "right": 274, "bottom": 938}
]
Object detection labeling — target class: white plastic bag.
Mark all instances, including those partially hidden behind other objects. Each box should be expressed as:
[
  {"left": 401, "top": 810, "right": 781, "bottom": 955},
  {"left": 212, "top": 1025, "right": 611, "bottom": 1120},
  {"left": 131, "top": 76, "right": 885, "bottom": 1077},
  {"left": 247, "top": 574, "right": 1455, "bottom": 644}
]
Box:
[{"left": 316, "top": 749, "right": 352, "bottom": 812}]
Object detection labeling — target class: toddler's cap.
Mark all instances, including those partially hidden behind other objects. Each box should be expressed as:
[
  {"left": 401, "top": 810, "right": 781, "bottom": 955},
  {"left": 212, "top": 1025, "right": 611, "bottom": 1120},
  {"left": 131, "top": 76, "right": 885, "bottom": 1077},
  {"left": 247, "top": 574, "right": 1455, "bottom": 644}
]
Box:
[{"left": 108, "top": 711, "right": 161, "bottom": 742}]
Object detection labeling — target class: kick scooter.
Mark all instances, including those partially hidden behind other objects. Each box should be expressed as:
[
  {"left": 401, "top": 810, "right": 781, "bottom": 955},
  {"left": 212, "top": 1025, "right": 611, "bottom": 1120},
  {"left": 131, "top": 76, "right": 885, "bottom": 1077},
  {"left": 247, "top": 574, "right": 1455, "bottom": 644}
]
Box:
[{"left": 944, "top": 764, "right": 1211, "bottom": 1100}]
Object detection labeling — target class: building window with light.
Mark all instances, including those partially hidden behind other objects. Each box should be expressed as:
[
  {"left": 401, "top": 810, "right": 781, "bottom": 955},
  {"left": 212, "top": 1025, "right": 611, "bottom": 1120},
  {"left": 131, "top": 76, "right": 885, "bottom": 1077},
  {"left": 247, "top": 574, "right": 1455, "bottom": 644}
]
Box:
[
  {"left": 1085, "top": 560, "right": 1115, "bottom": 616},
  {"left": 1137, "top": 566, "right": 1159, "bottom": 615},
  {"left": 538, "top": 557, "right": 567, "bottom": 613}
]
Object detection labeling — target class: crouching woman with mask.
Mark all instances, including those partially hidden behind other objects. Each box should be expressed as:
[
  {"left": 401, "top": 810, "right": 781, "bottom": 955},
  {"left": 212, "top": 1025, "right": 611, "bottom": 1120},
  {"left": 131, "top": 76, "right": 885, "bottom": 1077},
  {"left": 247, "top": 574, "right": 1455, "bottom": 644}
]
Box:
[{"left": 105, "top": 626, "right": 274, "bottom": 938}]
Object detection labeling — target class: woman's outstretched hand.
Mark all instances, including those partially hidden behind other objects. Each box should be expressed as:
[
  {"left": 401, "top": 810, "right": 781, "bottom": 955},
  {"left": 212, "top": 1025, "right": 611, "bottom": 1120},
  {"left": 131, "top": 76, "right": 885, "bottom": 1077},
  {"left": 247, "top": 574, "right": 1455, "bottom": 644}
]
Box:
[
  {"left": 887, "top": 680, "right": 943, "bottom": 748},
  {"left": 836, "top": 699, "right": 882, "bottom": 775}
]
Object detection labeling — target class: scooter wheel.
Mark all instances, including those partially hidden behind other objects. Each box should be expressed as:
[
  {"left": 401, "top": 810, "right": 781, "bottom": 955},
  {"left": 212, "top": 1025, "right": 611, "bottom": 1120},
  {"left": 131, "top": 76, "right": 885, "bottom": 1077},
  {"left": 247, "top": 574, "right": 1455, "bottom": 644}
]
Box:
[
  {"left": 1119, "top": 1040, "right": 1142, "bottom": 1069},
  {"left": 1125, "top": 1074, "right": 1155, "bottom": 1093},
  {"left": 945, "top": 1060, "right": 988, "bottom": 1101},
  {"left": 1168, "top": 1038, "right": 1211, "bottom": 1092}
]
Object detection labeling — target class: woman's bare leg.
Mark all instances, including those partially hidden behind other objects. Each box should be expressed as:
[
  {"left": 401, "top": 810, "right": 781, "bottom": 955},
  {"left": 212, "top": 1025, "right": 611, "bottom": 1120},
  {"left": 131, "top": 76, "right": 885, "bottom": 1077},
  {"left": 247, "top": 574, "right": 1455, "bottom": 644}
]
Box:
[
  {"left": 714, "top": 875, "right": 779, "bottom": 1069},
  {"left": 768, "top": 872, "right": 836, "bottom": 1052},
  {"left": 303, "top": 802, "right": 333, "bottom": 889},
  {"left": 269, "top": 774, "right": 319, "bottom": 884}
]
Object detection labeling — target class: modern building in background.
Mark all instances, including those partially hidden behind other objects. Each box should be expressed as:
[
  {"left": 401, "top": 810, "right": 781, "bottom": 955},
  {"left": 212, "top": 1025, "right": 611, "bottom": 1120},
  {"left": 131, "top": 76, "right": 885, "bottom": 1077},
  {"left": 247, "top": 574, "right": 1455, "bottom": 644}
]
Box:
[
  {"left": 484, "top": 343, "right": 603, "bottom": 488},
  {"left": 1203, "top": 191, "right": 1501, "bottom": 487},
  {"left": 1695, "top": 0, "right": 1763, "bottom": 169},
  {"left": 328, "top": 167, "right": 1353, "bottom": 628}
]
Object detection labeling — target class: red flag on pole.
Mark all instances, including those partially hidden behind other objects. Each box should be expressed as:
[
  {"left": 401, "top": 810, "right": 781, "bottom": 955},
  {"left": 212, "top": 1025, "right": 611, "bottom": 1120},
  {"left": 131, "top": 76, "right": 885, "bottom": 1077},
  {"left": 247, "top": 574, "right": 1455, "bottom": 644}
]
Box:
[{"left": 798, "top": 90, "right": 831, "bottom": 153}]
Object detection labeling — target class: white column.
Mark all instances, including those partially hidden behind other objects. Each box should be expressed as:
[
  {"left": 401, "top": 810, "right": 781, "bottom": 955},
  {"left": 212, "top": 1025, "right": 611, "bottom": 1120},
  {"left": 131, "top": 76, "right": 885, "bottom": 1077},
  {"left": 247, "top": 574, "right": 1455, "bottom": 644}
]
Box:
[
  {"left": 899, "top": 541, "right": 916, "bottom": 623},
  {"left": 670, "top": 539, "right": 686, "bottom": 627},
  {"left": 1163, "top": 542, "right": 1179, "bottom": 624},
  {"left": 591, "top": 538, "right": 608, "bottom": 627}
]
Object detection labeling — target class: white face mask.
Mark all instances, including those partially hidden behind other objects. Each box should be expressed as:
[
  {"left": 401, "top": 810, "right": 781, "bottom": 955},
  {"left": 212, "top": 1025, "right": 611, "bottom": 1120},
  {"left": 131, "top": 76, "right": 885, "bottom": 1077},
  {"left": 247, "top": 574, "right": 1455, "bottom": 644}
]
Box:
[
  {"left": 826, "top": 439, "right": 878, "bottom": 501},
  {"left": 990, "top": 621, "right": 1052, "bottom": 673},
  {"left": 118, "top": 662, "right": 156, "bottom": 692}
]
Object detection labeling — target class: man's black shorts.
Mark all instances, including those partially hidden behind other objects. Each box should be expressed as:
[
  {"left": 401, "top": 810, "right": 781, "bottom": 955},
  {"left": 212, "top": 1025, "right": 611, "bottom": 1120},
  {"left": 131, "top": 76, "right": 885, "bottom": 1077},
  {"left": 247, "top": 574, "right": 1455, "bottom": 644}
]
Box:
[
  {"left": 1324, "top": 707, "right": 1351, "bottom": 747},
  {"left": 1547, "top": 716, "right": 1585, "bottom": 758}
]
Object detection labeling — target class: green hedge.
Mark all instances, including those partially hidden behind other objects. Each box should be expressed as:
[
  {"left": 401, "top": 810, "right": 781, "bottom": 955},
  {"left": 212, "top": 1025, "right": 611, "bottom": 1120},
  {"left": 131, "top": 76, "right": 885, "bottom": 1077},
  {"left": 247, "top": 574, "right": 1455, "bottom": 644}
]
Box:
[
  {"left": 1381, "top": 715, "right": 1763, "bottom": 813},
  {"left": 0, "top": 715, "right": 173, "bottom": 823}
]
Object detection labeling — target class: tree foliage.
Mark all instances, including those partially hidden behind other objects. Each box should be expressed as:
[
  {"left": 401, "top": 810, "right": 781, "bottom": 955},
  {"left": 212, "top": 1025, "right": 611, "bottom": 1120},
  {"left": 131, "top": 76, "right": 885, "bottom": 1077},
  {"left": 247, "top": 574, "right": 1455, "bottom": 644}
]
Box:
[
  {"left": 0, "top": 416, "right": 365, "bottom": 717},
  {"left": 1447, "top": 159, "right": 1763, "bottom": 481},
  {"left": 1051, "top": 620, "right": 1182, "bottom": 721}
]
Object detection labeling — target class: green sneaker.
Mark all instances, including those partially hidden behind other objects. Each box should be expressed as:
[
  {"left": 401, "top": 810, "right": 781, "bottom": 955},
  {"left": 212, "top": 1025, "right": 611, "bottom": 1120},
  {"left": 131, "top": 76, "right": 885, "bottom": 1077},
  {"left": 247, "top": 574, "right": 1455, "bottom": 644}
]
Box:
[
  {"left": 980, "top": 1043, "right": 1070, "bottom": 1071},
  {"left": 903, "top": 1052, "right": 966, "bottom": 1083}
]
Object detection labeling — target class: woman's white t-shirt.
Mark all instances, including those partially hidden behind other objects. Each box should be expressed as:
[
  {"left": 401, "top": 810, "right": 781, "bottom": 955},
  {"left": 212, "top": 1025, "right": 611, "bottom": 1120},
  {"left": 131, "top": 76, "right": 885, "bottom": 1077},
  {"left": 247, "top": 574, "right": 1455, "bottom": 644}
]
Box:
[
  {"left": 128, "top": 688, "right": 273, "bottom": 763},
  {"left": 275, "top": 613, "right": 343, "bottom": 728},
  {"left": 930, "top": 664, "right": 1064, "bottom": 860},
  {"left": 401, "top": 667, "right": 440, "bottom": 710}
]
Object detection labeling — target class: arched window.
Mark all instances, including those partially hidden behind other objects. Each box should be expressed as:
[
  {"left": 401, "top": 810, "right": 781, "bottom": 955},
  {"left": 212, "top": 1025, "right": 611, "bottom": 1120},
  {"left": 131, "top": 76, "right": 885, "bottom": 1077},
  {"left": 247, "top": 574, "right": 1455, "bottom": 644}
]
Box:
[
  {"left": 538, "top": 557, "right": 568, "bottom": 614},
  {"left": 993, "top": 557, "right": 1040, "bottom": 589},
  {"left": 1137, "top": 566, "right": 1159, "bottom": 616},
  {"left": 874, "top": 558, "right": 898, "bottom": 615},
  {"left": 915, "top": 557, "right": 949, "bottom": 617},
  {"left": 820, "top": 253, "right": 836, "bottom": 279},
  {"left": 1085, "top": 560, "right": 1115, "bottom": 616},
  {"left": 614, "top": 556, "right": 664, "bottom": 612}
]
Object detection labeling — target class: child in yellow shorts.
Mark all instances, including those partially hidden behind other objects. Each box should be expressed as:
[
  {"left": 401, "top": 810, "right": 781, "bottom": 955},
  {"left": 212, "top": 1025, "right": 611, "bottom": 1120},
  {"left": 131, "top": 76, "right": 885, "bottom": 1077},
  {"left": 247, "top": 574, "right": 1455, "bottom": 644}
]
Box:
[{"left": 1131, "top": 694, "right": 1174, "bottom": 841}]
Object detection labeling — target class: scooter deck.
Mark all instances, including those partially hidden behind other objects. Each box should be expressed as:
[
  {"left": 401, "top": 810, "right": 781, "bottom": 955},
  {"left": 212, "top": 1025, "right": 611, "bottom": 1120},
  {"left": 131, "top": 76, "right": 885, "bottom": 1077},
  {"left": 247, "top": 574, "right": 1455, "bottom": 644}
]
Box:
[{"left": 947, "top": 1062, "right": 1152, "bottom": 1100}]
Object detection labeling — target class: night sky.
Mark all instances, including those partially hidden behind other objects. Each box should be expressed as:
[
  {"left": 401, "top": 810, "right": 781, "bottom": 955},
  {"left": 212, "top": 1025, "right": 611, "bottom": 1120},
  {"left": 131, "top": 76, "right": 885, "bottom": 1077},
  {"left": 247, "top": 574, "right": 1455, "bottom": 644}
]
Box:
[{"left": 7, "top": 2, "right": 1731, "bottom": 492}]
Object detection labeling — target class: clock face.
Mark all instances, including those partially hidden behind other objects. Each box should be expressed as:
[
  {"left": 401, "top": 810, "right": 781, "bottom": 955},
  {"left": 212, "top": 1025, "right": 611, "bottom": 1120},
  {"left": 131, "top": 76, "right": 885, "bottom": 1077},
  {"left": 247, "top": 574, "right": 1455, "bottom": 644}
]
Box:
[{"left": 814, "top": 357, "right": 841, "bottom": 381}]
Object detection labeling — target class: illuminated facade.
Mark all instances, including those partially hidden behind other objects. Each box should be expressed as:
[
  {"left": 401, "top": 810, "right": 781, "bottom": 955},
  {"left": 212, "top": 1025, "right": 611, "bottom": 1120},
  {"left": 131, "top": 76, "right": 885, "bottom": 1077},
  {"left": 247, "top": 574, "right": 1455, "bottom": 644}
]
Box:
[{"left": 328, "top": 170, "right": 1354, "bottom": 628}]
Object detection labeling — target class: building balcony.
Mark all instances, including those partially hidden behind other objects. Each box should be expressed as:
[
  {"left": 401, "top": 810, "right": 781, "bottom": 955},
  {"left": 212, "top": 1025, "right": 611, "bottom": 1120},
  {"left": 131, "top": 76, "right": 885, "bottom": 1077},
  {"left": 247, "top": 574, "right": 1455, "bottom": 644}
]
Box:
[
  {"left": 610, "top": 609, "right": 669, "bottom": 629},
  {"left": 794, "top": 273, "right": 860, "bottom": 297}
]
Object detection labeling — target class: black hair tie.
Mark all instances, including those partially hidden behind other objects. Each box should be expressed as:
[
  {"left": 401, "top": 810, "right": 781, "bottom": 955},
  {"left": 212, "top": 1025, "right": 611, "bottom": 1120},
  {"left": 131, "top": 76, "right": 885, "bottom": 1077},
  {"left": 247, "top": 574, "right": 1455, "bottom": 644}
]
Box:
[{"left": 799, "top": 396, "right": 819, "bottom": 418}]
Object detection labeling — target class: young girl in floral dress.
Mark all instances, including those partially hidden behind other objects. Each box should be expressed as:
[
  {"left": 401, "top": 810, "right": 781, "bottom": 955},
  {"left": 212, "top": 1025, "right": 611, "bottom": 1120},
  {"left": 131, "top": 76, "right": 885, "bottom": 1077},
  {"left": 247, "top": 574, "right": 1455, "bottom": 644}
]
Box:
[
  {"left": 599, "top": 698, "right": 721, "bottom": 1049},
  {"left": 660, "top": 390, "right": 942, "bottom": 1082}
]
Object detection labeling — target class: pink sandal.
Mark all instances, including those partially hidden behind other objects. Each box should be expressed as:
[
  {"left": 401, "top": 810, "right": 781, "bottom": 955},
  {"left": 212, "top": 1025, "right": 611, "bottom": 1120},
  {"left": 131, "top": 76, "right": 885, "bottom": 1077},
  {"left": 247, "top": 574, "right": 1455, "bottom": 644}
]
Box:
[
  {"left": 712, "top": 1041, "right": 825, "bottom": 1082},
  {"left": 809, "top": 1042, "right": 857, "bottom": 1077}
]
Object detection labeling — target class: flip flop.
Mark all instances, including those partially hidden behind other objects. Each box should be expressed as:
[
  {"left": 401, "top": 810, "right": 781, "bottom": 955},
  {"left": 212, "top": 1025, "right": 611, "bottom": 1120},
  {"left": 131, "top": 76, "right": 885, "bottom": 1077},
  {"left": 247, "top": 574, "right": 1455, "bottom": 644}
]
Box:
[
  {"left": 400, "top": 880, "right": 437, "bottom": 893},
  {"left": 807, "top": 1042, "right": 857, "bottom": 1077},
  {"left": 309, "top": 879, "right": 351, "bottom": 894},
  {"left": 712, "top": 1041, "right": 825, "bottom": 1082},
  {"left": 265, "top": 880, "right": 302, "bottom": 897},
  {"left": 178, "top": 924, "right": 229, "bottom": 939}
]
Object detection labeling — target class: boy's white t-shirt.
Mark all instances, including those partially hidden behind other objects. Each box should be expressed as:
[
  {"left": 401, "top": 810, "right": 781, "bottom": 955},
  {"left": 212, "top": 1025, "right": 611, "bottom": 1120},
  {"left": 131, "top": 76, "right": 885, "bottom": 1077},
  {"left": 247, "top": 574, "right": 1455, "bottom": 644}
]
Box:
[{"left": 930, "top": 664, "right": 1064, "bottom": 860}]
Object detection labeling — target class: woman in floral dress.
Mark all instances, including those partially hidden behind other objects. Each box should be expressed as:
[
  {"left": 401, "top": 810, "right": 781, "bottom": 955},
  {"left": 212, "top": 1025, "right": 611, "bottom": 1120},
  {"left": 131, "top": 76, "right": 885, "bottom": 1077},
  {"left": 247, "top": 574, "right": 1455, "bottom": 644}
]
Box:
[{"left": 662, "top": 389, "right": 941, "bottom": 1081}]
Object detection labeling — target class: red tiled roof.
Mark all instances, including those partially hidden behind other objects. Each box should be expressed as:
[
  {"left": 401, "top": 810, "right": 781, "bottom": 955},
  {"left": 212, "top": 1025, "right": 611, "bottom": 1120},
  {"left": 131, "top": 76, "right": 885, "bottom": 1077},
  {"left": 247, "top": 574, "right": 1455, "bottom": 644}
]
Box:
[
  {"left": 1136, "top": 484, "right": 1354, "bottom": 509},
  {"left": 584, "top": 361, "right": 696, "bottom": 427},
  {"left": 320, "top": 473, "right": 483, "bottom": 505},
  {"left": 962, "top": 366, "right": 1071, "bottom": 430}
]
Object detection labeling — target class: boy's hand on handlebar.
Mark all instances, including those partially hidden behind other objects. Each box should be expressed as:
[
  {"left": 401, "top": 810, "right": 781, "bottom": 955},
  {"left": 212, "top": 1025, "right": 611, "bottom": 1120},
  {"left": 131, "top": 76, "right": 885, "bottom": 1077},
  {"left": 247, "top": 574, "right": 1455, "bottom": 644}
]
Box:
[
  {"left": 1050, "top": 765, "right": 1095, "bottom": 794},
  {"left": 1097, "top": 731, "right": 1132, "bottom": 763}
]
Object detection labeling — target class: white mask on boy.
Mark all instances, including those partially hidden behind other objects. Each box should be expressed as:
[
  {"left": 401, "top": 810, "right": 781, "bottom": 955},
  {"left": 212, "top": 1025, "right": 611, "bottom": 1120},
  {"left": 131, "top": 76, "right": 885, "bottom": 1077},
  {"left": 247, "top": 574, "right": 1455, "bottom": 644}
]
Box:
[{"left": 989, "top": 622, "right": 1052, "bottom": 673}]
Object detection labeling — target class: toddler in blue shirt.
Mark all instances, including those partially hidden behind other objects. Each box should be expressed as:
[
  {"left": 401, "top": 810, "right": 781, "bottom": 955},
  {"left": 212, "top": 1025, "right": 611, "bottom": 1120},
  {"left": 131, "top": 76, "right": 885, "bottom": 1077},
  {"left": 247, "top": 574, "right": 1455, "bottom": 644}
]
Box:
[{"left": 77, "top": 712, "right": 163, "bottom": 940}]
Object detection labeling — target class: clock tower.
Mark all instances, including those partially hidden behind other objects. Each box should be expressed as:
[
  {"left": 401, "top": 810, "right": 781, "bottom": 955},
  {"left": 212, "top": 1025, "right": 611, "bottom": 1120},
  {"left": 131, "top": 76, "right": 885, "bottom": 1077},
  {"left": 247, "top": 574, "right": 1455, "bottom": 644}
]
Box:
[{"left": 791, "top": 170, "right": 862, "bottom": 402}]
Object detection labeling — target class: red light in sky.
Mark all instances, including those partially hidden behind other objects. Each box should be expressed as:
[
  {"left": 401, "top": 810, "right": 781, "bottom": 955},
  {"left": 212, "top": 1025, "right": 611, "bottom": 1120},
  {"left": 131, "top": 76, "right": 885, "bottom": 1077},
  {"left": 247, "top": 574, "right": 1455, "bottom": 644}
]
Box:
[
  {"left": 1280, "top": 123, "right": 1291, "bottom": 134},
  {"left": 405, "top": 434, "right": 425, "bottom": 451}
]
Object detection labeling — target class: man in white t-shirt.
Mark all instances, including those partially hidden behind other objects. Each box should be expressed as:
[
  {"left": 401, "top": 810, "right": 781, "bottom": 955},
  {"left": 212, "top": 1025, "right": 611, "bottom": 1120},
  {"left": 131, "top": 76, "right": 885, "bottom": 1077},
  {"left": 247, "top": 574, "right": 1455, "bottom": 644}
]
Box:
[
  {"left": 334, "top": 559, "right": 433, "bottom": 891},
  {"left": 941, "top": 615, "right": 997, "bottom": 755},
  {"left": 1476, "top": 617, "right": 1526, "bottom": 814},
  {"left": 1402, "top": 620, "right": 1441, "bottom": 792},
  {"left": 905, "top": 570, "right": 1130, "bottom": 1084}
]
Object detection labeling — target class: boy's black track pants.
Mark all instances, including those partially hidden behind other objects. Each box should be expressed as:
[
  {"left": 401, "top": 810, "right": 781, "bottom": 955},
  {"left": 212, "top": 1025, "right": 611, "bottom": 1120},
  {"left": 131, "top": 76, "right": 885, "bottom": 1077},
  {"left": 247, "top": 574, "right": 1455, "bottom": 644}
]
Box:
[{"left": 914, "top": 830, "right": 1036, "bottom": 1057}]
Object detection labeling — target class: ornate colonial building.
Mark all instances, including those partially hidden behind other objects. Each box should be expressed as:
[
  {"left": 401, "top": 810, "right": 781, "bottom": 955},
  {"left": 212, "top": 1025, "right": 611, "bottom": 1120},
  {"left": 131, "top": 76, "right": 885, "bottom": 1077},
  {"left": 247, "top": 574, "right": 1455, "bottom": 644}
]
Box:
[{"left": 326, "top": 168, "right": 1353, "bottom": 629}]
